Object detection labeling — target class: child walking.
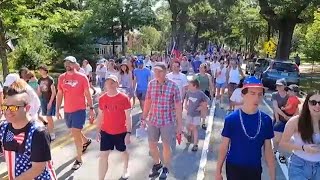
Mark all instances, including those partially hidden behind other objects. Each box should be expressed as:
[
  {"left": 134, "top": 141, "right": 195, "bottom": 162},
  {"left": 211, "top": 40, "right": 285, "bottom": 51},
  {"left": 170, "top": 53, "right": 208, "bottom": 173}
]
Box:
[{"left": 184, "top": 79, "right": 210, "bottom": 151}]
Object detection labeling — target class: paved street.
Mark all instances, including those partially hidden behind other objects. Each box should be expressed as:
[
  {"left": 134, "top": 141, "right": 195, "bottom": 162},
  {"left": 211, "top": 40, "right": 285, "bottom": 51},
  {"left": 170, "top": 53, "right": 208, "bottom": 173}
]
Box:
[{"left": 0, "top": 89, "right": 291, "bottom": 180}]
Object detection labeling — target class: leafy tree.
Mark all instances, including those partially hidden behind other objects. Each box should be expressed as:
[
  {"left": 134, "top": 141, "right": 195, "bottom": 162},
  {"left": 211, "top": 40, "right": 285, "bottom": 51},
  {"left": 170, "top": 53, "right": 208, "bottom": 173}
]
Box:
[
  {"left": 303, "top": 11, "right": 320, "bottom": 62},
  {"left": 140, "top": 26, "right": 161, "bottom": 54},
  {"left": 258, "top": 0, "right": 320, "bottom": 60}
]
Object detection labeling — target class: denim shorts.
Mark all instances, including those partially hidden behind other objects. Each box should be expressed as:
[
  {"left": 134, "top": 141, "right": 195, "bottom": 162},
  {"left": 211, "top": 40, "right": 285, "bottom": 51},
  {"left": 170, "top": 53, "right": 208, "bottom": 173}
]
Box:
[
  {"left": 216, "top": 82, "right": 225, "bottom": 89},
  {"left": 40, "top": 98, "right": 56, "bottom": 116},
  {"left": 289, "top": 154, "right": 320, "bottom": 180},
  {"left": 64, "top": 110, "right": 86, "bottom": 129},
  {"left": 273, "top": 120, "right": 287, "bottom": 133}
]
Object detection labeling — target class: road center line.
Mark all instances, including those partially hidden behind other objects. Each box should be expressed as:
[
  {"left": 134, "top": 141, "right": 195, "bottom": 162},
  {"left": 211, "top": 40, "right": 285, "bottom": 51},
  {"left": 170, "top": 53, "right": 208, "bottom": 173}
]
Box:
[
  {"left": 263, "top": 99, "right": 289, "bottom": 180},
  {"left": 196, "top": 101, "right": 216, "bottom": 180}
]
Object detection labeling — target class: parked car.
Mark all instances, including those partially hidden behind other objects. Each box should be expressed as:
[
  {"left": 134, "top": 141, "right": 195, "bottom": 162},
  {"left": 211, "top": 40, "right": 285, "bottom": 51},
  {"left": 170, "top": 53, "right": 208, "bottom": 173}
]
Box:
[{"left": 260, "top": 60, "right": 300, "bottom": 89}]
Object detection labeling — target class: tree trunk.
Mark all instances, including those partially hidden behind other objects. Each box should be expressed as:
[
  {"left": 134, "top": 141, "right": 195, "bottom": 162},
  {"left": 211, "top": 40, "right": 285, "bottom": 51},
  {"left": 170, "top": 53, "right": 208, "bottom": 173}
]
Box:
[
  {"left": 0, "top": 19, "right": 9, "bottom": 79},
  {"left": 193, "top": 22, "right": 201, "bottom": 52},
  {"left": 121, "top": 28, "right": 125, "bottom": 56},
  {"left": 276, "top": 19, "right": 296, "bottom": 60}
]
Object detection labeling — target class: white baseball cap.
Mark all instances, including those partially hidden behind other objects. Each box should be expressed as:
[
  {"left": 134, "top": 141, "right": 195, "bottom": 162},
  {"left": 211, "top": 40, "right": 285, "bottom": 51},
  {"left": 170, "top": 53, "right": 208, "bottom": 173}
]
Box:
[
  {"left": 3, "top": 73, "right": 20, "bottom": 87},
  {"left": 106, "top": 74, "right": 119, "bottom": 83},
  {"left": 64, "top": 56, "right": 77, "bottom": 63}
]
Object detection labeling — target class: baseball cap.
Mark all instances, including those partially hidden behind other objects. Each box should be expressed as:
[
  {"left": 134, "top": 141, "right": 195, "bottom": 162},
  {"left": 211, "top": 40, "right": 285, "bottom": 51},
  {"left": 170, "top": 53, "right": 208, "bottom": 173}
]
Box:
[
  {"left": 287, "top": 84, "right": 299, "bottom": 92},
  {"left": 276, "top": 78, "right": 287, "bottom": 86},
  {"left": 97, "top": 59, "right": 105, "bottom": 65},
  {"left": 106, "top": 75, "right": 119, "bottom": 83},
  {"left": 64, "top": 56, "right": 77, "bottom": 63},
  {"left": 135, "top": 60, "right": 144, "bottom": 65},
  {"left": 3, "top": 73, "right": 20, "bottom": 87},
  {"left": 153, "top": 62, "right": 167, "bottom": 71},
  {"left": 242, "top": 76, "right": 267, "bottom": 89}
]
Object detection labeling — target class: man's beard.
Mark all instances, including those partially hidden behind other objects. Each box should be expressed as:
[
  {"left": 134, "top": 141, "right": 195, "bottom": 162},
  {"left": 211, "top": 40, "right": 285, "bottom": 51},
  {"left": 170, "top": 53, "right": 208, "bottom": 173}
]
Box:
[{"left": 65, "top": 66, "right": 73, "bottom": 71}]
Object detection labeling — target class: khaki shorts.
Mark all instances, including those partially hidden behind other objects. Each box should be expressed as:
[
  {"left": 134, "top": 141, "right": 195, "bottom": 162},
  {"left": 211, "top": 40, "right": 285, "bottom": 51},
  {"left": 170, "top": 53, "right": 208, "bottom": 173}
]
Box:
[
  {"left": 147, "top": 123, "right": 175, "bottom": 144},
  {"left": 186, "top": 116, "right": 201, "bottom": 126}
]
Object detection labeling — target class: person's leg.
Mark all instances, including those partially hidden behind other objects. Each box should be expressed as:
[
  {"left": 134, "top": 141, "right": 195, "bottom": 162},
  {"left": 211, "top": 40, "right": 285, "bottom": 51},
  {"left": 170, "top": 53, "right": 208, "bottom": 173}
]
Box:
[
  {"left": 99, "top": 151, "right": 110, "bottom": 180},
  {"left": 71, "top": 128, "right": 83, "bottom": 161},
  {"left": 114, "top": 133, "right": 129, "bottom": 177},
  {"left": 147, "top": 125, "right": 162, "bottom": 177},
  {"left": 98, "top": 130, "right": 112, "bottom": 180},
  {"left": 160, "top": 124, "right": 175, "bottom": 168}
]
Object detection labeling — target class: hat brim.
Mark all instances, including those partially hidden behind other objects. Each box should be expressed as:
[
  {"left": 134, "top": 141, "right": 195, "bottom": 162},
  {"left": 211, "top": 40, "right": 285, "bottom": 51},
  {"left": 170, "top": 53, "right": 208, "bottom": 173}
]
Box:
[
  {"left": 243, "top": 85, "right": 268, "bottom": 90},
  {"left": 106, "top": 77, "right": 118, "bottom": 83}
]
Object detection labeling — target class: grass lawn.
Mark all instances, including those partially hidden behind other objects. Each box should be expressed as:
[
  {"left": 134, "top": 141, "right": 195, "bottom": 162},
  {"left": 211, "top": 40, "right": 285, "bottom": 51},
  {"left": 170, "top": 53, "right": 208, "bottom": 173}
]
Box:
[{"left": 300, "top": 73, "right": 320, "bottom": 93}]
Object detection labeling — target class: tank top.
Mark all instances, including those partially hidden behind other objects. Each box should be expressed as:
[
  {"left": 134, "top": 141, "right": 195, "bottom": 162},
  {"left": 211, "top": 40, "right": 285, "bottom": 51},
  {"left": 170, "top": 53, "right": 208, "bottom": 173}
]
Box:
[
  {"left": 216, "top": 67, "right": 227, "bottom": 84},
  {"left": 196, "top": 74, "right": 210, "bottom": 91},
  {"left": 228, "top": 67, "right": 240, "bottom": 84},
  {"left": 293, "top": 133, "right": 320, "bottom": 162}
]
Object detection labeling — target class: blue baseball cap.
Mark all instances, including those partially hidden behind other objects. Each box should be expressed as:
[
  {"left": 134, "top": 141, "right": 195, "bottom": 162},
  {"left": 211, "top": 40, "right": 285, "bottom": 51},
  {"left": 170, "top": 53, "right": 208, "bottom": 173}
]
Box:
[
  {"left": 135, "top": 60, "right": 144, "bottom": 66},
  {"left": 243, "top": 76, "right": 267, "bottom": 89}
]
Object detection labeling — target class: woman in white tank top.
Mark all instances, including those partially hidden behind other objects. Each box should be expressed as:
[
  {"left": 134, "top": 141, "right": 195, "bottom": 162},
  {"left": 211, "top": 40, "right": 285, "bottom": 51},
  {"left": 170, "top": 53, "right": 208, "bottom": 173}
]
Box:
[{"left": 280, "top": 91, "right": 320, "bottom": 180}]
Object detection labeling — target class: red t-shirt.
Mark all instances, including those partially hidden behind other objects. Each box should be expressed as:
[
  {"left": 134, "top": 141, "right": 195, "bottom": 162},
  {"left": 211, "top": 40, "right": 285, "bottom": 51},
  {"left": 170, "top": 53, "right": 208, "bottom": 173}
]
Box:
[
  {"left": 285, "top": 96, "right": 300, "bottom": 115},
  {"left": 58, "top": 72, "right": 89, "bottom": 113},
  {"left": 99, "top": 92, "right": 131, "bottom": 135}
]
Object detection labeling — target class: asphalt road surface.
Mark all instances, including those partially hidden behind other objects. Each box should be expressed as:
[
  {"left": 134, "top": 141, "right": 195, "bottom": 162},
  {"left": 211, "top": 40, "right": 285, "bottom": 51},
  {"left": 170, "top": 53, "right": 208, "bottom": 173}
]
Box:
[{"left": 0, "top": 88, "right": 290, "bottom": 180}]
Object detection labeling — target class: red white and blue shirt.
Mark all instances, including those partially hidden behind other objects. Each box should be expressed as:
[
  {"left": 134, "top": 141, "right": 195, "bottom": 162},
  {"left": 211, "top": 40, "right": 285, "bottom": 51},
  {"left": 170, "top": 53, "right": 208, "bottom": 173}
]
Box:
[{"left": 0, "top": 121, "right": 56, "bottom": 180}]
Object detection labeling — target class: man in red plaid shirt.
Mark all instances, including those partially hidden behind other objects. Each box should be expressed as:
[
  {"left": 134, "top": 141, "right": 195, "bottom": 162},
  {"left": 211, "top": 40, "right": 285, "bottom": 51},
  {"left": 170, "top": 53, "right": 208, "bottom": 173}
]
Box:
[{"left": 141, "top": 62, "right": 183, "bottom": 179}]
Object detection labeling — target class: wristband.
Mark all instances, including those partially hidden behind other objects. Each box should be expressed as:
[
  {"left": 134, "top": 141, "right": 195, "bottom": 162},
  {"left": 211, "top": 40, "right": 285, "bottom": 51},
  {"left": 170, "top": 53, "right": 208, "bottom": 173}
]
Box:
[{"left": 302, "top": 145, "right": 305, "bottom": 151}]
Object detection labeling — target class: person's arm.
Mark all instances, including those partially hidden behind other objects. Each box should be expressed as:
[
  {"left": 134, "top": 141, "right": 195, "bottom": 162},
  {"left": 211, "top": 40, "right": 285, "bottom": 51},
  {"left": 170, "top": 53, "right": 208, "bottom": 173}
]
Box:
[
  {"left": 84, "top": 78, "right": 94, "bottom": 108},
  {"left": 226, "top": 68, "right": 230, "bottom": 83},
  {"left": 216, "top": 137, "right": 230, "bottom": 177},
  {"left": 279, "top": 116, "right": 303, "bottom": 152},
  {"left": 15, "top": 162, "right": 46, "bottom": 180},
  {"left": 207, "top": 74, "right": 214, "bottom": 97},
  {"left": 264, "top": 139, "right": 276, "bottom": 180},
  {"left": 125, "top": 109, "right": 132, "bottom": 133},
  {"left": 142, "top": 86, "right": 152, "bottom": 120},
  {"left": 238, "top": 64, "right": 245, "bottom": 77},
  {"left": 281, "top": 104, "right": 292, "bottom": 111},
  {"left": 95, "top": 108, "right": 103, "bottom": 132},
  {"left": 272, "top": 99, "right": 288, "bottom": 120},
  {"left": 56, "top": 76, "right": 63, "bottom": 111},
  {"left": 49, "top": 83, "right": 56, "bottom": 105}
]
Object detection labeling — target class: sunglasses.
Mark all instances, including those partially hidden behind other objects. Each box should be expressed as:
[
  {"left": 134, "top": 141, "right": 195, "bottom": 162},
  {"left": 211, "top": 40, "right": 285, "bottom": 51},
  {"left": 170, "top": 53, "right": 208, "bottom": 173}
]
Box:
[
  {"left": 1, "top": 105, "right": 26, "bottom": 112},
  {"left": 309, "top": 100, "right": 320, "bottom": 106}
]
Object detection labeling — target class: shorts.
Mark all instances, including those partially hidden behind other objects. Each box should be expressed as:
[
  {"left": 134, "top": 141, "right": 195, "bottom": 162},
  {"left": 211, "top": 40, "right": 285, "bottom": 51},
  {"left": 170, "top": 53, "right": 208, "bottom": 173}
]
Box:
[
  {"left": 226, "top": 162, "right": 262, "bottom": 180},
  {"left": 100, "top": 131, "right": 126, "bottom": 152},
  {"left": 64, "top": 110, "right": 86, "bottom": 129},
  {"left": 273, "top": 120, "right": 287, "bottom": 133},
  {"left": 40, "top": 98, "right": 56, "bottom": 116},
  {"left": 288, "top": 154, "right": 320, "bottom": 180},
  {"left": 228, "top": 83, "right": 238, "bottom": 97},
  {"left": 186, "top": 116, "right": 201, "bottom": 126},
  {"left": 136, "top": 90, "right": 147, "bottom": 101},
  {"left": 147, "top": 123, "right": 175, "bottom": 144},
  {"left": 216, "top": 82, "right": 226, "bottom": 89}
]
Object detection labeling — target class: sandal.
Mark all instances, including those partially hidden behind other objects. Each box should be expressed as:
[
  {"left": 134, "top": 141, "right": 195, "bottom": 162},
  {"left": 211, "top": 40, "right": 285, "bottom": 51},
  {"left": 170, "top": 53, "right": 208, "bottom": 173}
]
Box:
[
  {"left": 279, "top": 155, "right": 286, "bottom": 164},
  {"left": 191, "top": 145, "right": 198, "bottom": 152},
  {"left": 82, "top": 139, "right": 92, "bottom": 153},
  {"left": 71, "top": 160, "right": 82, "bottom": 170}
]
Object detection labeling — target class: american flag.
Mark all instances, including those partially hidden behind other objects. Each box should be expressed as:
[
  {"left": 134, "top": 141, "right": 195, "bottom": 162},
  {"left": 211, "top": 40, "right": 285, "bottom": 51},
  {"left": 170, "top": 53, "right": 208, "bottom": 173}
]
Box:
[{"left": 6, "top": 131, "right": 25, "bottom": 145}]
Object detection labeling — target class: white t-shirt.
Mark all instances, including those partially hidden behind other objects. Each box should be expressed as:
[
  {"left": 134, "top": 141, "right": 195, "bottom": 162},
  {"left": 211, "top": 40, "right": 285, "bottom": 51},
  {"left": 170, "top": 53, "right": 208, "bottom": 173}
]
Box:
[
  {"left": 230, "top": 88, "right": 243, "bottom": 110},
  {"left": 166, "top": 72, "right": 188, "bottom": 98},
  {"left": 96, "top": 65, "right": 107, "bottom": 79},
  {"left": 26, "top": 84, "right": 41, "bottom": 119},
  {"left": 210, "top": 61, "right": 220, "bottom": 78},
  {"left": 84, "top": 64, "right": 93, "bottom": 76},
  {"left": 79, "top": 68, "right": 86, "bottom": 74}
]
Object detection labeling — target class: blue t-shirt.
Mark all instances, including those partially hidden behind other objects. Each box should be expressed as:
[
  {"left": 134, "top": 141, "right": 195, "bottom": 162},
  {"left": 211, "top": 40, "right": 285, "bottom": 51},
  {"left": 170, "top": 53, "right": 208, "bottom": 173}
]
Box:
[
  {"left": 134, "top": 68, "right": 151, "bottom": 92},
  {"left": 192, "top": 60, "right": 202, "bottom": 73},
  {"left": 221, "top": 109, "right": 274, "bottom": 167}
]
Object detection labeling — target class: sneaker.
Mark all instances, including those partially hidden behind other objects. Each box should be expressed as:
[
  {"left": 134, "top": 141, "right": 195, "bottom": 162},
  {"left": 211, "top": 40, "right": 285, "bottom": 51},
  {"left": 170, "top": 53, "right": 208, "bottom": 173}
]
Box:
[
  {"left": 202, "top": 124, "right": 207, "bottom": 130},
  {"left": 50, "top": 133, "right": 56, "bottom": 141},
  {"left": 148, "top": 162, "right": 163, "bottom": 178},
  {"left": 119, "top": 172, "right": 129, "bottom": 180},
  {"left": 71, "top": 160, "right": 82, "bottom": 170},
  {"left": 159, "top": 167, "right": 169, "bottom": 180},
  {"left": 191, "top": 145, "right": 198, "bottom": 152}
]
